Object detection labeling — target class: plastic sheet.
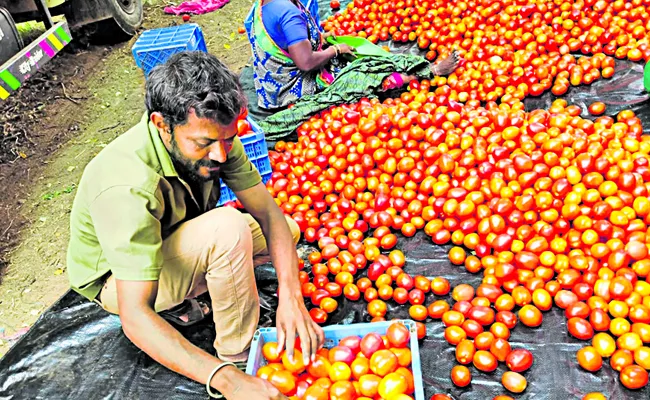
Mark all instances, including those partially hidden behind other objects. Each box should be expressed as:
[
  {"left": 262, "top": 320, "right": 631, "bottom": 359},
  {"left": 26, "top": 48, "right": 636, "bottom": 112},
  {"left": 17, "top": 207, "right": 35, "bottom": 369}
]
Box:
[
  {"left": 1, "top": 233, "right": 649, "bottom": 399},
  {"left": 0, "top": 266, "right": 282, "bottom": 400}
]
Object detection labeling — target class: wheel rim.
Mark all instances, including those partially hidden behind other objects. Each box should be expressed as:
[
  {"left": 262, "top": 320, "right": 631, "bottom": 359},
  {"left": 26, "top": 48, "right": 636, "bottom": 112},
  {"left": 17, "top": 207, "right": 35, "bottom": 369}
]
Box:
[{"left": 118, "top": 0, "right": 136, "bottom": 15}]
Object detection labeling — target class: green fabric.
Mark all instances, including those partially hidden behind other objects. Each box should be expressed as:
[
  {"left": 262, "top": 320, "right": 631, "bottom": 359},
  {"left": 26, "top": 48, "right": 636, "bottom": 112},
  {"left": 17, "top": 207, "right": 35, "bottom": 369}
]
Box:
[
  {"left": 258, "top": 54, "right": 432, "bottom": 139},
  {"left": 67, "top": 113, "right": 262, "bottom": 301}
]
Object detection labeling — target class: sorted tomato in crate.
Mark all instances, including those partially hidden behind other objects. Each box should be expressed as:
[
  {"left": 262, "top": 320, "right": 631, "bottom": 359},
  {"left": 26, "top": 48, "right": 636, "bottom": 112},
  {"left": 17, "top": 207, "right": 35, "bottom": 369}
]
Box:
[{"left": 246, "top": 321, "right": 425, "bottom": 399}]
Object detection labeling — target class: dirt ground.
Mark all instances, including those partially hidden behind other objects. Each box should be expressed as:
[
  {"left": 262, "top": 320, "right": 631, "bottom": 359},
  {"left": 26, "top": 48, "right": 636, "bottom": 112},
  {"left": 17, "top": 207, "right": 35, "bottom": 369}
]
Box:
[{"left": 0, "top": 0, "right": 254, "bottom": 356}]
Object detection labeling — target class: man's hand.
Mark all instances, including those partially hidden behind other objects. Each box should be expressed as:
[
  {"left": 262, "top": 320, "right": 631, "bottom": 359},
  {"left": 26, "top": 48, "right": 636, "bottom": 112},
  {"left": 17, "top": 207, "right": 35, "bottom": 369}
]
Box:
[
  {"left": 276, "top": 292, "right": 325, "bottom": 366},
  {"left": 236, "top": 184, "right": 325, "bottom": 365},
  {"left": 219, "top": 368, "right": 288, "bottom": 400}
]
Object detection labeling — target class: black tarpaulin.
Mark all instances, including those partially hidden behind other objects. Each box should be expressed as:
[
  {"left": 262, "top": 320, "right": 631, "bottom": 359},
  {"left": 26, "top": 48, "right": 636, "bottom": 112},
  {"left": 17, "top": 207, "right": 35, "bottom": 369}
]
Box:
[
  {"left": 2, "top": 1, "right": 650, "bottom": 398},
  {"left": 1, "top": 233, "right": 649, "bottom": 399}
]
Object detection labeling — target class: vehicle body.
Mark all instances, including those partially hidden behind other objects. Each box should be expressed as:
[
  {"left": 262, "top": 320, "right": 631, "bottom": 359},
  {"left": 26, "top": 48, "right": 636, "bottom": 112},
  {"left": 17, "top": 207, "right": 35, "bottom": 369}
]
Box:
[{"left": 0, "top": 0, "right": 143, "bottom": 100}]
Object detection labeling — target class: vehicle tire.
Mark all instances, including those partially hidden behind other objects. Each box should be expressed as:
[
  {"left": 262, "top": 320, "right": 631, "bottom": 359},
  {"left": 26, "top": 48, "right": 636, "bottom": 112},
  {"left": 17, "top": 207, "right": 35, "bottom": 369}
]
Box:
[{"left": 88, "top": 0, "right": 143, "bottom": 43}]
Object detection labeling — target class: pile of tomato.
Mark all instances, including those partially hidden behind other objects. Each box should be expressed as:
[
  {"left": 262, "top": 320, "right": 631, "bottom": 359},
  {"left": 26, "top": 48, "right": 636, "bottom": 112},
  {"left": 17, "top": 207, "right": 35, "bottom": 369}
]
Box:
[
  {"left": 264, "top": 72, "right": 650, "bottom": 397},
  {"left": 258, "top": 322, "right": 417, "bottom": 399},
  {"left": 323, "top": 0, "right": 650, "bottom": 102}
]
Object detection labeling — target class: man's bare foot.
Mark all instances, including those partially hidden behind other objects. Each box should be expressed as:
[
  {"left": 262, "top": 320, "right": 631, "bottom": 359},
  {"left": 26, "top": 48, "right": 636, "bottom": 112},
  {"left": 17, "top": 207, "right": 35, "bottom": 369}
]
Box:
[{"left": 431, "top": 50, "right": 460, "bottom": 76}]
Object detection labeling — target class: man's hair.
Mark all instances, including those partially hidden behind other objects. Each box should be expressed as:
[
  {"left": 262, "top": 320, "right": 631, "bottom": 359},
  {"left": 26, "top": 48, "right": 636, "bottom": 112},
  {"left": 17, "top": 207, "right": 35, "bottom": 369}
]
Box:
[{"left": 145, "top": 51, "right": 246, "bottom": 130}]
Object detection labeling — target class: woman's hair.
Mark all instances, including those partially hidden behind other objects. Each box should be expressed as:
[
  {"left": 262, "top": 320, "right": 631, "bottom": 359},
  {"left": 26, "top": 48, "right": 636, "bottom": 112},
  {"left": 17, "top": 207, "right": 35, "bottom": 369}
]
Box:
[{"left": 145, "top": 51, "right": 247, "bottom": 130}]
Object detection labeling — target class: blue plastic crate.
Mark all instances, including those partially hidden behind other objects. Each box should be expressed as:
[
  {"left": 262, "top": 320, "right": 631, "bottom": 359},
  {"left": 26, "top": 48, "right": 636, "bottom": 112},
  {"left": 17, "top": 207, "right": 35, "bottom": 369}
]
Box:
[
  {"left": 217, "top": 117, "right": 272, "bottom": 206},
  {"left": 245, "top": 320, "right": 425, "bottom": 400},
  {"left": 244, "top": 0, "right": 321, "bottom": 38},
  {"left": 132, "top": 24, "right": 207, "bottom": 76}
]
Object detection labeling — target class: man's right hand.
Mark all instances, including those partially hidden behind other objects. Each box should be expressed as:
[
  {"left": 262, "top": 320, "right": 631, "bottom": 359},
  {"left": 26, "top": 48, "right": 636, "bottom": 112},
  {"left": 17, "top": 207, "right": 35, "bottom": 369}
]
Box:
[
  {"left": 218, "top": 368, "right": 287, "bottom": 400},
  {"left": 115, "top": 280, "right": 287, "bottom": 400}
]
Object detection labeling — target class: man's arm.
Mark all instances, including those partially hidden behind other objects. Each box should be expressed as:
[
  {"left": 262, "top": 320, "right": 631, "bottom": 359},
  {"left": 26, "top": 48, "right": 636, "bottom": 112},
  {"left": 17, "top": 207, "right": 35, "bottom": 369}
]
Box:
[
  {"left": 236, "top": 183, "right": 324, "bottom": 364},
  {"left": 87, "top": 186, "right": 285, "bottom": 398},
  {"left": 115, "top": 279, "right": 286, "bottom": 399}
]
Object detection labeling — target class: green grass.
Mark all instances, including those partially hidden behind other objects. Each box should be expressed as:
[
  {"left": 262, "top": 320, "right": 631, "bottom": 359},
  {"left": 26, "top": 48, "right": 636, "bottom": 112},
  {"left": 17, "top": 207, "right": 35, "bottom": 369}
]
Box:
[
  {"left": 42, "top": 184, "right": 76, "bottom": 201},
  {"left": 15, "top": 15, "right": 66, "bottom": 43}
]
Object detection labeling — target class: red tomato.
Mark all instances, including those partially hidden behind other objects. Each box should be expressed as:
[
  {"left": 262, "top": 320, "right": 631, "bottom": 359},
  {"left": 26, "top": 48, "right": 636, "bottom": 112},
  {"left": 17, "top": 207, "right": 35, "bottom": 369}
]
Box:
[
  {"left": 577, "top": 346, "right": 602, "bottom": 372},
  {"left": 307, "top": 355, "right": 331, "bottom": 378},
  {"left": 387, "top": 322, "right": 411, "bottom": 348},
  {"left": 473, "top": 350, "right": 498, "bottom": 372},
  {"left": 268, "top": 370, "right": 297, "bottom": 395},
  {"left": 506, "top": 349, "right": 534, "bottom": 373},
  {"left": 351, "top": 357, "right": 369, "bottom": 380},
  {"left": 451, "top": 365, "right": 471, "bottom": 387},
  {"left": 502, "top": 371, "right": 527, "bottom": 393},
  {"left": 282, "top": 350, "right": 305, "bottom": 374},
  {"left": 456, "top": 340, "right": 476, "bottom": 365},
  {"left": 302, "top": 383, "right": 329, "bottom": 400},
  {"left": 329, "top": 381, "right": 356, "bottom": 400},
  {"left": 378, "top": 372, "right": 408, "bottom": 399},
  {"left": 620, "top": 365, "right": 649, "bottom": 390},
  {"left": 343, "top": 283, "right": 361, "bottom": 301},
  {"left": 237, "top": 119, "right": 251, "bottom": 136},
  {"left": 518, "top": 305, "right": 543, "bottom": 327},
  {"left": 360, "top": 332, "right": 386, "bottom": 358},
  {"left": 588, "top": 102, "right": 606, "bottom": 116},
  {"left": 328, "top": 346, "right": 355, "bottom": 365},
  {"left": 393, "top": 287, "right": 409, "bottom": 305},
  {"left": 310, "top": 308, "right": 328, "bottom": 324},
  {"left": 262, "top": 342, "right": 283, "bottom": 362},
  {"left": 329, "top": 361, "right": 352, "bottom": 382},
  {"left": 568, "top": 317, "right": 595, "bottom": 340},
  {"left": 369, "top": 349, "right": 399, "bottom": 377},
  {"left": 468, "top": 306, "right": 496, "bottom": 326},
  {"left": 408, "top": 288, "right": 426, "bottom": 305},
  {"left": 338, "top": 336, "right": 361, "bottom": 354},
  {"left": 415, "top": 321, "right": 427, "bottom": 340}
]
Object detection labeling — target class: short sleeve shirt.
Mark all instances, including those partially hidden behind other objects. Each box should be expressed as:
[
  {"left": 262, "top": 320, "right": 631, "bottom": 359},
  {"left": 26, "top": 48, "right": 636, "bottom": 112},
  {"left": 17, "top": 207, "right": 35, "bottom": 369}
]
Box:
[
  {"left": 66, "top": 113, "right": 261, "bottom": 301},
  {"left": 261, "top": 0, "right": 309, "bottom": 51}
]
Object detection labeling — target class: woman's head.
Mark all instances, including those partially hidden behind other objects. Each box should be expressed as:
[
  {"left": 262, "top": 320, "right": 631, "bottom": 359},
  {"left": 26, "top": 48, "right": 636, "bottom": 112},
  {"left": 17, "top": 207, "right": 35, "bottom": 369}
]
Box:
[{"left": 145, "top": 52, "right": 247, "bottom": 182}]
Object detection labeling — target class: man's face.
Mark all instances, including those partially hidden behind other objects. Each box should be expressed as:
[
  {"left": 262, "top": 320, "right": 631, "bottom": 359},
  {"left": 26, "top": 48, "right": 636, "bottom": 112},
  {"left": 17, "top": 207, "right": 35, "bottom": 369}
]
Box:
[{"left": 155, "top": 110, "right": 238, "bottom": 183}]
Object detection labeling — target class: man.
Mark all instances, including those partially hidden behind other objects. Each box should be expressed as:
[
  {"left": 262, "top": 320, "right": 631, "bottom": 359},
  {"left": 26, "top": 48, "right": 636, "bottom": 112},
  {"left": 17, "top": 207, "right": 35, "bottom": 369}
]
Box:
[{"left": 66, "top": 51, "right": 323, "bottom": 399}]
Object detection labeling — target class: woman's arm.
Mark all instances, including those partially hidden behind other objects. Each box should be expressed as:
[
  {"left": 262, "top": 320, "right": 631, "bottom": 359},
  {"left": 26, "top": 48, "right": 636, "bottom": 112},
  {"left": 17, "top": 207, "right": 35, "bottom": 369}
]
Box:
[{"left": 288, "top": 41, "right": 337, "bottom": 72}]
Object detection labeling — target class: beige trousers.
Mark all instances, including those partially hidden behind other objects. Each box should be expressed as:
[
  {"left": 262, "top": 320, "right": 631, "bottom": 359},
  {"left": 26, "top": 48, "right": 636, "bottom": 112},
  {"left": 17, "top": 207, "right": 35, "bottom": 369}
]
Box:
[{"left": 97, "top": 207, "right": 300, "bottom": 361}]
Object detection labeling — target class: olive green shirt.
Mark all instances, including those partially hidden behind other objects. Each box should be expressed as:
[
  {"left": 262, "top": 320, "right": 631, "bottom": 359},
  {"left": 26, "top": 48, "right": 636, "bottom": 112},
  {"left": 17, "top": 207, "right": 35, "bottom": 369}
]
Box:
[{"left": 66, "top": 113, "right": 261, "bottom": 301}]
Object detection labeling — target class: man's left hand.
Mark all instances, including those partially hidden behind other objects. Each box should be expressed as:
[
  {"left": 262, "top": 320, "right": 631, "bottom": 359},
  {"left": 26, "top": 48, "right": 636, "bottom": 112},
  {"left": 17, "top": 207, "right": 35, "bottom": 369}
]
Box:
[{"left": 275, "top": 292, "right": 324, "bottom": 366}]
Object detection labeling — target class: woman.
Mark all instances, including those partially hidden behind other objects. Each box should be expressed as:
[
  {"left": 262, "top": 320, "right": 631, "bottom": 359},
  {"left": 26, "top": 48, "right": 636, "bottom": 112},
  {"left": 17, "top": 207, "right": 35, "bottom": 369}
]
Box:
[{"left": 249, "top": 0, "right": 459, "bottom": 110}]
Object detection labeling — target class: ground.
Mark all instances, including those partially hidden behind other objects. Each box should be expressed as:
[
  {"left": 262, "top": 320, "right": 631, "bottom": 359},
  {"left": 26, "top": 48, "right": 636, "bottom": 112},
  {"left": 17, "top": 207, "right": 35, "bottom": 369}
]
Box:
[{"left": 0, "top": 0, "right": 254, "bottom": 356}]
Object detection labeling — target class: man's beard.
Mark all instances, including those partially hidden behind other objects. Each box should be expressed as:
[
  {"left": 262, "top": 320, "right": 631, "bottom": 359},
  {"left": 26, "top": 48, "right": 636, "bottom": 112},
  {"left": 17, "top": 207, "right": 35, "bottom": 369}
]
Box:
[{"left": 169, "top": 137, "right": 221, "bottom": 183}]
